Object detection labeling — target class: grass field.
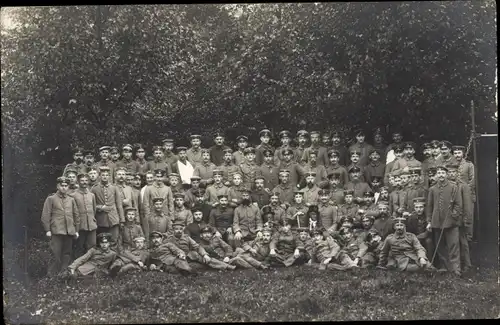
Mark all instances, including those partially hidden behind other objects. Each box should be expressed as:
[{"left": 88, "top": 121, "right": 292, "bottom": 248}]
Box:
[{"left": 3, "top": 239, "right": 500, "bottom": 323}]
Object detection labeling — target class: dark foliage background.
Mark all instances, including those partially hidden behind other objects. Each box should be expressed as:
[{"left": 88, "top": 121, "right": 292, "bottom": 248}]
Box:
[{"left": 1, "top": 3, "right": 497, "bottom": 243}]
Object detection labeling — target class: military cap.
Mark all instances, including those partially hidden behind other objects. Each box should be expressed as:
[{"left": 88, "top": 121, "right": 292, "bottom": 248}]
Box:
[
  {"left": 296, "top": 130, "right": 309, "bottom": 137},
  {"left": 348, "top": 166, "right": 361, "bottom": 173},
  {"left": 262, "top": 227, "right": 273, "bottom": 234},
  {"left": 354, "top": 129, "right": 365, "bottom": 137},
  {"left": 133, "top": 236, "right": 146, "bottom": 242},
  {"left": 368, "top": 147, "right": 380, "bottom": 156},
  {"left": 56, "top": 176, "right": 69, "bottom": 184},
  {"left": 72, "top": 147, "right": 84, "bottom": 155},
  {"left": 124, "top": 207, "right": 137, "bottom": 213},
  {"left": 76, "top": 173, "right": 89, "bottom": 180},
  {"left": 262, "top": 205, "right": 274, "bottom": 216},
  {"left": 262, "top": 149, "right": 274, "bottom": 157},
  {"left": 366, "top": 229, "right": 381, "bottom": 242},
  {"left": 440, "top": 141, "right": 453, "bottom": 150},
  {"left": 152, "top": 197, "right": 165, "bottom": 204},
  {"left": 328, "top": 149, "right": 340, "bottom": 158},
  {"left": 338, "top": 227, "right": 352, "bottom": 236},
  {"left": 427, "top": 166, "right": 438, "bottom": 175},
  {"left": 239, "top": 187, "right": 252, "bottom": 193},
  {"left": 393, "top": 216, "right": 407, "bottom": 225},
  {"left": 176, "top": 146, "right": 188, "bottom": 153},
  {"left": 254, "top": 175, "right": 266, "bottom": 182},
  {"left": 308, "top": 149, "right": 319, "bottom": 157},
  {"left": 190, "top": 134, "right": 201, "bottom": 140},
  {"left": 87, "top": 167, "right": 98, "bottom": 173},
  {"left": 122, "top": 144, "right": 133, "bottom": 151},
  {"left": 421, "top": 143, "right": 431, "bottom": 151},
  {"left": 393, "top": 144, "right": 404, "bottom": 153},
  {"left": 409, "top": 166, "right": 422, "bottom": 174},
  {"left": 99, "top": 146, "right": 111, "bottom": 152},
  {"left": 270, "top": 191, "right": 280, "bottom": 198},
  {"left": 125, "top": 171, "right": 133, "bottom": 176},
  {"left": 339, "top": 216, "right": 354, "bottom": 225},
  {"left": 134, "top": 174, "right": 142, "bottom": 180},
  {"left": 344, "top": 189, "right": 355, "bottom": 196},
  {"left": 305, "top": 171, "right": 317, "bottom": 178},
  {"left": 231, "top": 171, "right": 242, "bottom": 177},
  {"left": 452, "top": 145, "right": 466, "bottom": 152},
  {"left": 236, "top": 135, "right": 248, "bottom": 142},
  {"left": 151, "top": 145, "right": 162, "bottom": 152},
  {"left": 222, "top": 148, "right": 233, "bottom": 154},
  {"left": 83, "top": 149, "right": 94, "bottom": 157},
  {"left": 200, "top": 148, "right": 210, "bottom": 154},
  {"left": 212, "top": 169, "right": 223, "bottom": 176},
  {"left": 110, "top": 146, "right": 119, "bottom": 154},
  {"left": 279, "top": 130, "right": 291, "bottom": 138},
  {"left": 65, "top": 168, "right": 78, "bottom": 176},
  {"left": 116, "top": 166, "right": 128, "bottom": 172},
  {"left": 377, "top": 200, "right": 389, "bottom": 208},
  {"left": 436, "top": 165, "right": 448, "bottom": 172},
  {"left": 98, "top": 166, "right": 111, "bottom": 173},
  {"left": 97, "top": 232, "right": 112, "bottom": 242},
  {"left": 281, "top": 148, "right": 294, "bottom": 156},
  {"left": 309, "top": 227, "right": 323, "bottom": 236},
  {"left": 373, "top": 127, "right": 383, "bottom": 136},
  {"left": 244, "top": 147, "right": 256, "bottom": 155},
  {"left": 399, "top": 169, "right": 411, "bottom": 176},
  {"left": 172, "top": 221, "right": 186, "bottom": 228},
  {"left": 361, "top": 214, "right": 374, "bottom": 222},
  {"left": 371, "top": 176, "right": 382, "bottom": 183},
  {"left": 200, "top": 225, "right": 214, "bottom": 234},
  {"left": 349, "top": 149, "right": 361, "bottom": 156},
  {"left": 293, "top": 190, "right": 305, "bottom": 196},
  {"left": 391, "top": 128, "right": 403, "bottom": 136},
  {"left": 429, "top": 140, "right": 440, "bottom": 148},
  {"left": 308, "top": 205, "right": 319, "bottom": 214},
  {"left": 217, "top": 194, "right": 229, "bottom": 201},
  {"left": 318, "top": 189, "right": 330, "bottom": 196},
  {"left": 190, "top": 176, "right": 201, "bottom": 182},
  {"left": 279, "top": 169, "right": 290, "bottom": 175},
  {"left": 154, "top": 169, "right": 166, "bottom": 177},
  {"left": 213, "top": 132, "right": 225, "bottom": 138},
  {"left": 149, "top": 231, "right": 163, "bottom": 238},
  {"left": 310, "top": 131, "right": 321, "bottom": 136},
  {"left": 327, "top": 171, "right": 341, "bottom": 179},
  {"left": 259, "top": 129, "right": 271, "bottom": 137},
  {"left": 192, "top": 207, "right": 203, "bottom": 214},
  {"left": 363, "top": 191, "right": 374, "bottom": 197},
  {"left": 413, "top": 197, "right": 426, "bottom": 206},
  {"left": 331, "top": 131, "right": 341, "bottom": 138},
  {"left": 445, "top": 163, "right": 459, "bottom": 170},
  {"left": 379, "top": 186, "right": 389, "bottom": 192},
  {"left": 173, "top": 193, "right": 185, "bottom": 199},
  {"left": 162, "top": 138, "right": 174, "bottom": 144},
  {"left": 193, "top": 189, "right": 206, "bottom": 197},
  {"left": 403, "top": 142, "right": 416, "bottom": 150}
]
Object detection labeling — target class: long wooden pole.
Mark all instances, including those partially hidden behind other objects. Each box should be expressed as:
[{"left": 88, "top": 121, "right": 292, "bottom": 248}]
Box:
[{"left": 470, "top": 100, "right": 480, "bottom": 241}]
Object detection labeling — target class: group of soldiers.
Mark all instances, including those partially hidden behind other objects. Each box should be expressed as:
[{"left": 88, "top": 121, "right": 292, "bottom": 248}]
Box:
[{"left": 41, "top": 128, "right": 475, "bottom": 277}]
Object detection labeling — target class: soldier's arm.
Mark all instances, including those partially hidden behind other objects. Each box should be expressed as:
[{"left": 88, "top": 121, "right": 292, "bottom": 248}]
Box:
[
  {"left": 218, "top": 237, "right": 234, "bottom": 257},
  {"left": 378, "top": 237, "right": 391, "bottom": 266},
  {"left": 327, "top": 237, "right": 341, "bottom": 258},
  {"left": 114, "top": 187, "right": 125, "bottom": 223},
  {"left": 121, "top": 249, "right": 141, "bottom": 263},
  {"left": 186, "top": 210, "right": 194, "bottom": 225},
  {"left": 91, "top": 193, "right": 97, "bottom": 217},
  {"left": 165, "top": 242, "right": 184, "bottom": 256},
  {"left": 208, "top": 209, "right": 217, "bottom": 227},
  {"left": 68, "top": 247, "right": 95, "bottom": 270},
  {"left": 167, "top": 187, "right": 175, "bottom": 218},
  {"left": 452, "top": 184, "right": 463, "bottom": 220},
  {"left": 462, "top": 184, "right": 473, "bottom": 229},
  {"left": 41, "top": 196, "right": 53, "bottom": 232},
  {"left": 356, "top": 238, "right": 368, "bottom": 258},
  {"left": 411, "top": 233, "right": 428, "bottom": 260},
  {"left": 232, "top": 207, "right": 241, "bottom": 234},
  {"left": 72, "top": 198, "right": 80, "bottom": 233},
  {"left": 468, "top": 163, "right": 476, "bottom": 199},
  {"left": 269, "top": 235, "right": 279, "bottom": 251},
  {"left": 255, "top": 206, "right": 263, "bottom": 232},
  {"left": 190, "top": 237, "right": 208, "bottom": 256}
]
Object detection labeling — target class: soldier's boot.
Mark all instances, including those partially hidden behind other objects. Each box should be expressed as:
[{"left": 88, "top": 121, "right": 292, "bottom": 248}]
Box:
[
  {"left": 207, "top": 258, "right": 234, "bottom": 270},
  {"left": 229, "top": 256, "right": 254, "bottom": 269},
  {"left": 174, "top": 259, "right": 194, "bottom": 275},
  {"left": 404, "top": 263, "right": 421, "bottom": 272},
  {"left": 109, "top": 260, "right": 124, "bottom": 276},
  {"left": 117, "top": 263, "right": 140, "bottom": 275}
]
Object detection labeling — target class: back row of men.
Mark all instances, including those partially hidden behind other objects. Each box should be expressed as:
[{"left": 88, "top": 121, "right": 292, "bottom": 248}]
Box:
[{"left": 43, "top": 128, "right": 475, "bottom": 278}]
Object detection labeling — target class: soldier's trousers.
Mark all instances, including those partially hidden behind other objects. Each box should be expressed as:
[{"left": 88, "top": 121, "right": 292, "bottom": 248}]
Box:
[
  {"left": 188, "top": 252, "right": 233, "bottom": 270},
  {"left": 75, "top": 230, "right": 96, "bottom": 258},
  {"left": 110, "top": 259, "right": 141, "bottom": 274},
  {"left": 270, "top": 252, "right": 306, "bottom": 267},
  {"left": 233, "top": 233, "right": 256, "bottom": 249},
  {"left": 459, "top": 227, "right": 472, "bottom": 269},
  {"left": 432, "top": 226, "right": 460, "bottom": 272},
  {"left": 233, "top": 247, "right": 267, "bottom": 268},
  {"left": 417, "top": 233, "right": 435, "bottom": 261},
  {"left": 49, "top": 234, "right": 73, "bottom": 276}
]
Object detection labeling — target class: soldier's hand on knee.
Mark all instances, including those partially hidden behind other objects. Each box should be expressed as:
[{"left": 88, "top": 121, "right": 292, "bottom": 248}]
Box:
[
  {"left": 215, "top": 231, "right": 222, "bottom": 238},
  {"left": 223, "top": 257, "right": 230, "bottom": 263},
  {"left": 270, "top": 249, "right": 276, "bottom": 256},
  {"left": 256, "top": 231, "right": 263, "bottom": 238},
  {"left": 69, "top": 268, "right": 75, "bottom": 275},
  {"left": 46, "top": 231, "right": 52, "bottom": 238},
  {"left": 426, "top": 223, "right": 431, "bottom": 232},
  {"left": 323, "top": 257, "right": 332, "bottom": 265},
  {"left": 307, "top": 259, "right": 312, "bottom": 265},
  {"left": 293, "top": 249, "right": 300, "bottom": 258},
  {"left": 419, "top": 258, "right": 427, "bottom": 266},
  {"left": 203, "top": 254, "right": 211, "bottom": 263},
  {"left": 138, "top": 261, "right": 144, "bottom": 267},
  {"left": 74, "top": 232, "right": 79, "bottom": 239},
  {"left": 150, "top": 264, "right": 157, "bottom": 270},
  {"left": 178, "top": 253, "right": 186, "bottom": 260},
  {"left": 234, "top": 231, "right": 242, "bottom": 240},
  {"left": 250, "top": 248, "right": 257, "bottom": 255},
  {"left": 226, "top": 227, "right": 233, "bottom": 234}
]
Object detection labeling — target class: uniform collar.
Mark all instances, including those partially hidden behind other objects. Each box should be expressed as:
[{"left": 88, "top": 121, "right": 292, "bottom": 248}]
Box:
[{"left": 56, "top": 192, "right": 67, "bottom": 199}]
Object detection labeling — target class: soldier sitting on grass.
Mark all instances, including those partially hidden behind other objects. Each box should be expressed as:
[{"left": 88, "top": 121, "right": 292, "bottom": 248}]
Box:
[
  {"left": 147, "top": 231, "right": 194, "bottom": 275},
  {"left": 198, "top": 225, "right": 240, "bottom": 269},
  {"left": 185, "top": 208, "right": 208, "bottom": 243},
  {"left": 68, "top": 233, "right": 117, "bottom": 278},
  {"left": 269, "top": 219, "right": 306, "bottom": 267},
  {"left": 120, "top": 207, "right": 144, "bottom": 251},
  {"left": 233, "top": 227, "right": 272, "bottom": 269},
  {"left": 336, "top": 227, "right": 366, "bottom": 268},
  {"left": 361, "top": 228, "right": 383, "bottom": 268},
  {"left": 109, "top": 236, "right": 149, "bottom": 276},
  {"left": 309, "top": 227, "right": 357, "bottom": 270}
]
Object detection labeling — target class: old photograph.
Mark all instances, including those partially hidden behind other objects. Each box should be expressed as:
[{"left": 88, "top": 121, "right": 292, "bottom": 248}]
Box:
[{"left": 2, "top": 3, "right": 499, "bottom": 323}]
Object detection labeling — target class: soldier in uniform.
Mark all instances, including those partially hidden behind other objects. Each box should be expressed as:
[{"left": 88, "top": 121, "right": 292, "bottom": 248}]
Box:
[
  {"left": 285, "top": 191, "right": 309, "bottom": 230},
  {"left": 142, "top": 169, "right": 174, "bottom": 235},
  {"left": 240, "top": 147, "right": 259, "bottom": 190},
  {"left": 184, "top": 208, "right": 207, "bottom": 243},
  {"left": 233, "top": 189, "right": 263, "bottom": 248},
  {"left": 116, "top": 144, "right": 137, "bottom": 172},
  {"left": 134, "top": 144, "right": 149, "bottom": 176},
  {"left": 272, "top": 169, "right": 295, "bottom": 207},
  {"left": 329, "top": 131, "right": 349, "bottom": 167},
  {"left": 64, "top": 168, "right": 79, "bottom": 195},
  {"left": 269, "top": 221, "right": 305, "bottom": 267},
  {"left": 171, "top": 193, "right": 192, "bottom": 225},
  {"left": 345, "top": 166, "right": 372, "bottom": 204},
  {"left": 64, "top": 147, "right": 87, "bottom": 176},
  {"left": 168, "top": 173, "right": 184, "bottom": 197},
  {"left": 426, "top": 165, "right": 462, "bottom": 275},
  {"left": 378, "top": 217, "right": 432, "bottom": 272},
  {"left": 146, "top": 197, "right": 172, "bottom": 238},
  {"left": 435, "top": 141, "right": 458, "bottom": 166},
  {"left": 275, "top": 130, "right": 296, "bottom": 165},
  {"left": 302, "top": 150, "right": 328, "bottom": 187},
  {"left": 233, "top": 228, "right": 272, "bottom": 269},
  {"left": 325, "top": 150, "right": 349, "bottom": 187},
  {"left": 186, "top": 135, "right": 204, "bottom": 168},
  {"left": 405, "top": 167, "right": 427, "bottom": 212},
  {"left": 370, "top": 176, "right": 383, "bottom": 204},
  {"left": 379, "top": 186, "right": 390, "bottom": 203},
  {"left": 302, "top": 171, "right": 321, "bottom": 206},
  {"left": 115, "top": 167, "right": 136, "bottom": 213},
  {"left": 147, "top": 231, "right": 194, "bottom": 275},
  {"left": 220, "top": 148, "right": 240, "bottom": 185},
  {"left": 388, "top": 171, "right": 407, "bottom": 217},
  {"left": 83, "top": 149, "right": 96, "bottom": 172},
  {"left": 429, "top": 140, "right": 442, "bottom": 164},
  {"left": 110, "top": 146, "right": 120, "bottom": 165},
  {"left": 346, "top": 150, "right": 366, "bottom": 182},
  {"left": 294, "top": 130, "right": 309, "bottom": 165},
  {"left": 364, "top": 148, "right": 385, "bottom": 185},
  {"left": 130, "top": 173, "right": 143, "bottom": 225},
  {"left": 91, "top": 166, "right": 124, "bottom": 245},
  {"left": 302, "top": 131, "right": 329, "bottom": 166},
  {"left": 68, "top": 233, "right": 117, "bottom": 277},
  {"left": 322, "top": 132, "right": 331, "bottom": 148},
  {"left": 385, "top": 129, "right": 405, "bottom": 164},
  {"left": 348, "top": 129, "right": 374, "bottom": 167},
  {"left": 209, "top": 132, "right": 230, "bottom": 167},
  {"left": 336, "top": 227, "right": 367, "bottom": 268},
  {"left": 251, "top": 176, "right": 271, "bottom": 208},
  {"left": 232, "top": 135, "right": 248, "bottom": 166},
  {"left": 406, "top": 197, "right": 434, "bottom": 260},
  {"left": 371, "top": 200, "right": 394, "bottom": 240},
  {"left": 193, "top": 148, "right": 217, "bottom": 187},
  {"left": 453, "top": 145, "right": 476, "bottom": 204},
  {"left": 109, "top": 236, "right": 149, "bottom": 276},
  {"left": 95, "top": 146, "right": 116, "bottom": 184},
  {"left": 120, "top": 207, "right": 144, "bottom": 251},
  {"left": 146, "top": 146, "right": 170, "bottom": 175},
  {"left": 318, "top": 189, "right": 340, "bottom": 234},
  {"left": 171, "top": 146, "right": 194, "bottom": 188},
  {"left": 72, "top": 173, "right": 97, "bottom": 258},
  {"left": 87, "top": 167, "right": 99, "bottom": 189},
  {"left": 324, "top": 173, "right": 345, "bottom": 206},
  {"left": 372, "top": 127, "right": 388, "bottom": 159},
  {"left": 41, "top": 176, "right": 79, "bottom": 275},
  {"left": 338, "top": 190, "right": 359, "bottom": 222},
  {"left": 256, "top": 149, "right": 280, "bottom": 191},
  {"left": 191, "top": 189, "right": 212, "bottom": 224},
  {"left": 161, "top": 138, "right": 178, "bottom": 167},
  {"left": 310, "top": 228, "right": 355, "bottom": 270},
  {"left": 198, "top": 225, "right": 243, "bottom": 269},
  {"left": 265, "top": 193, "right": 287, "bottom": 229},
  {"left": 427, "top": 166, "right": 438, "bottom": 188},
  {"left": 209, "top": 194, "right": 235, "bottom": 246},
  {"left": 278, "top": 148, "right": 305, "bottom": 189},
  {"left": 391, "top": 141, "right": 422, "bottom": 173},
  {"left": 228, "top": 172, "right": 247, "bottom": 207},
  {"left": 205, "top": 170, "right": 230, "bottom": 206},
  {"left": 255, "top": 129, "right": 275, "bottom": 166},
  {"left": 384, "top": 144, "right": 404, "bottom": 190}
]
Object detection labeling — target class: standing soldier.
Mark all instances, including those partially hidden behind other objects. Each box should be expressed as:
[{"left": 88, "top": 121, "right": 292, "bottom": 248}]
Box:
[
  {"left": 302, "top": 172, "right": 321, "bottom": 206},
  {"left": 172, "top": 193, "right": 194, "bottom": 226},
  {"left": 227, "top": 172, "right": 247, "bottom": 207},
  {"left": 435, "top": 141, "right": 458, "bottom": 166},
  {"left": 318, "top": 189, "right": 340, "bottom": 234},
  {"left": 278, "top": 149, "right": 305, "bottom": 189},
  {"left": 63, "top": 147, "right": 87, "bottom": 176},
  {"left": 266, "top": 193, "right": 287, "bottom": 229},
  {"left": 302, "top": 131, "right": 329, "bottom": 166},
  {"left": 209, "top": 194, "right": 235, "bottom": 246},
  {"left": 453, "top": 145, "right": 475, "bottom": 205},
  {"left": 294, "top": 130, "right": 309, "bottom": 165},
  {"left": 87, "top": 167, "right": 99, "bottom": 189},
  {"left": 134, "top": 144, "right": 149, "bottom": 176},
  {"left": 302, "top": 150, "right": 328, "bottom": 187},
  {"left": 162, "top": 138, "right": 178, "bottom": 167},
  {"left": 72, "top": 173, "right": 97, "bottom": 258},
  {"left": 41, "top": 176, "right": 79, "bottom": 275},
  {"left": 131, "top": 173, "right": 143, "bottom": 225},
  {"left": 232, "top": 135, "right": 248, "bottom": 166},
  {"left": 325, "top": 150, "right": 349, "bottom": 187},
  {"left": 91, "top": 166, "right": 125, "bottom": 245},
  {"left": 171, "top": 146, "right": 194, "bottom": 189},
  {"left": 275, "top": 130, "right": 296, "bottom": 165},
  {"left": 330, "top": 131, "right": 349, "bottom": 167},
  {"left": 110, "top": 146, "right": 120, "bottom": 165},
  {"left": 426, "top": 165, "right": 462, "bottom": 275},
  {"left": 384, "top": 144, "right": 404, "bottom": 189},
  {"left": 272, "top": 170, "right": 295, "bottom": 207},
  {"left": 147, "top": 146, "right": 170, "bottom": 175},
  {"left": 115, "top": 167, "right": 136, "bottom": 212},
  {"left": 116, "top": 144, "right": 137, "bottom": 172},
  {"left": 391, "top": 142, "right": 422, "bottom": 173},
  {"left": 83, "top": 149, "right": 96, "bottom": 172},
  {"left": 193, "top": 149, "right": 217, "bottom": 187},
  {"left": 240, "top": 147, "right": 259, "bottom": 190},
  {"left": 372, "top": 127, "right": 388, "bottom": 159},
  {"left": 405, "top": 167, "right": 427, "bottom": 212},
  {"left": 348, "top": 129, "right": 374, "bottom": 167},
  {"left": 429, "top": 140, "right": 442, "bottom": 165},
  {"left": 233, "top": 189, "right": 263, "bottom": 248},
  {"left": 95, "top": 146, "right": 116, "bottom": 184},
  {"left": 184, "top": 176, "right": 202, "bottom": 208},
  {"left": 385, "top": 129, "right": 404, "bottom": 164},
  {"left": 256, "top": 149, "right": 280, "bottom": 191},
  {"left": 251, "top": 176, "right": 271, "bottom": 208},
  {"left": 406, "top": 197, "right": 434, "bottom": 260},
  {"left": 388, "top": 171, "right": 407, "bottom": 217},
  {"left": 64, "top": 168, "right": 79, "bottom": 195},
  {"left": 345, "top": 166, "right": 372, "bottom": 205},
  {"left": 147, "top": 197, "right": 172, "bottom": 237},
  {"left": 209, "top": 132, "right": 230, "bottom": 167},
  {"left": 142, "top": 169, "right": 174, "bottom": 235},
  {"left": 255, "top": 129, "right": 275, "bottom": 166},
  {"left": 186, "top": 135, "right": 204, "bottom": 168},
  {"left": 205, "top": 170, "right": 230, "bottom": 206},
  {"left": 346, "top": 150, "right": 366, "bottom": 182},
  {"left": 285, "top": 191, "right": 309, "bottom": 230},
  {"left": 220, "top": 148, "right": 240, "bottom": 185},
  {"left": 363, "top": 148, "right": 385, "bottom": 185}
]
